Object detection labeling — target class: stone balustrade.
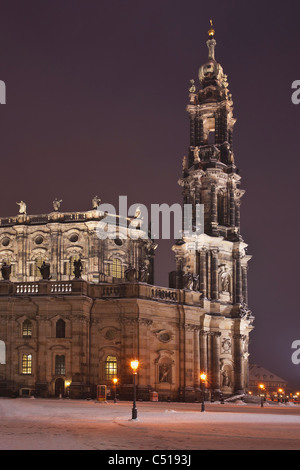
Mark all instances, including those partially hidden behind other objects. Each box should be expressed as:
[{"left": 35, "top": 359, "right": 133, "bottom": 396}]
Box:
[{"left": 0, "top": 279, "right": 202, "bottom": 306}]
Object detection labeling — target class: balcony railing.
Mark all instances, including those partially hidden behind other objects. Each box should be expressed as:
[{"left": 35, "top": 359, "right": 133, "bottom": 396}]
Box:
[{"left": 0, "top": 279, "right": 201, "bottom": 305}]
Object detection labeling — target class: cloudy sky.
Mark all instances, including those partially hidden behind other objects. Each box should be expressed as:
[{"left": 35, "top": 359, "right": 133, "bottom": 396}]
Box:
[{"left": 0, "top": 0, "right": 299, "bottom": 388}]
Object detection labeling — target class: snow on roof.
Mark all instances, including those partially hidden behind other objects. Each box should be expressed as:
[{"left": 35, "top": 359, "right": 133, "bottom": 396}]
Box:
[{"left": 249, "top": 364, "right": 287, "bottom": 384}]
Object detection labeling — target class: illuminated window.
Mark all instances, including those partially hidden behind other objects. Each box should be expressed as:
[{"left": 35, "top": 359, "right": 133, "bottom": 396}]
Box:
[
  {"left": 35, "top": 257, "right": 44, "bottom": 277},
  {"left": 69, "top": 256, "right": 77, "bottom": 276},
  {"left": 111, "top": 258, "right": 122, "bottom": 278},
  {"left": 22, "top": 354, "right": 32, "bottom": 374},
  {"left": 105, "top": 356, "right": 117, "bottom": 380},
  {"left": 55, "top": 355, "right": 65, "bottom": 375},
  {"left": 56, "top": 319, "right": 65, "bottom": 338},
  {"left": 22, "top": 320, "right": 32, "bottom": 338}
]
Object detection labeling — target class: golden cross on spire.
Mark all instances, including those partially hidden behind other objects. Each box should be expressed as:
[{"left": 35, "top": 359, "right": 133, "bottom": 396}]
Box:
[{"left": 208, "top": 19, "right": 215, "bottom": 38}]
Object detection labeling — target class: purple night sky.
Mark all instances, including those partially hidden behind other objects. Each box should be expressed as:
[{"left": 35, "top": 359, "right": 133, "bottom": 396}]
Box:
[{"left": 0, "top": 0, "right": 299, "bottom": 387}]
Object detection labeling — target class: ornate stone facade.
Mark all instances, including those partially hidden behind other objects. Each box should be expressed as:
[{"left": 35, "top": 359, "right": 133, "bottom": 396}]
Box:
[{"left": 0, "top": 25, "right": 254, "bottom": 401}]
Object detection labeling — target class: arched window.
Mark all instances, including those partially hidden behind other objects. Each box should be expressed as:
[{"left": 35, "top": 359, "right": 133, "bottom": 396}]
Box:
[
  {"left": 22, "top": 354, "right": 32, "bottom": 374},
  {"left": 56, "top": 319, "right": 65, "bottom": 338},
  {"left": 35, "top": 256, "right": 44, "bottom": 277},
  {"left": 105, "top": 355, "right": 117, "bottom": 380},
  {"left": 55, "top": 355, "right": 65, "bottom": 375},
  {"left": 0, "top": 340, "right": 5, "bottom": 364},
  {"left": 22, "top": 320, "right": 32, "bottom": 338},
  {"left": 111, "top": 258, "right": 122, "bottom": 279}
]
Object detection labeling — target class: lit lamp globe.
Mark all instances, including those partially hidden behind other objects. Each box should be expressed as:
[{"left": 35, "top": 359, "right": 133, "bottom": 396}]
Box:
[
  {"left": 130, "top": 360, "right": 139, "bottom": 374},
  {"left": 200, "top": 372, "right": 207, "bottom": 383}
]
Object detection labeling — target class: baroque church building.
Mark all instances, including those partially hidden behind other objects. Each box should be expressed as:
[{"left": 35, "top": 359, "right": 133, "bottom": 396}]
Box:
[{"left": 0, "top": 24, "right": 254, "bottom": 401}]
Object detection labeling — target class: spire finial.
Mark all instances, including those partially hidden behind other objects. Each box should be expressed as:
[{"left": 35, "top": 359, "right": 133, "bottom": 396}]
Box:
[
  {"left": 206, "top": 19, "right": 216, "bottom": 60},
  {"left": 208, "top": 19, "right": 215, "bottom": 38}
]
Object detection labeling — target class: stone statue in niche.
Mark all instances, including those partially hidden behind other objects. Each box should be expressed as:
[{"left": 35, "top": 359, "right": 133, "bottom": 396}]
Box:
[
  {"left": 38, "top": 261, "right": 52, "bottom": 280},
  {"left": 221, "top": 368, "right": 232, "bottom": 388},
  {"left": 1, "top": 262, "right": 11, "bottom": 281},
  {"left": 159, "top": 363, "right": 171, "bottom": 383},
  {"left": 124, "top": 264, "right": 136, "bottom": 282},
  {"left": 220, "top": 266, "right": 231, "bottom": 293},
  {"left": 73, "top": 259, "right": 83, "bottom": 279}
]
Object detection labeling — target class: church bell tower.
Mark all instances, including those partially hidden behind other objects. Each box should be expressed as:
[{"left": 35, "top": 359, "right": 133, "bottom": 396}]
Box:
[{"left": 173, "top": 21, "right": 252, "bottom": 324}]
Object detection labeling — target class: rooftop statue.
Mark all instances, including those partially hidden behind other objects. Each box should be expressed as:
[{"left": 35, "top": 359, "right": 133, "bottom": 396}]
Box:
[
  {"left": 1, "top": 262, "right": 11, "bottom": 281},
  {"left": 53, "top": 198, "right": 62, "bottom": 211},
  {"left": 16, "top": 201, "right": 26, "bottom": 214},
  {"left": 92, "top": 196, "right": 101, "bottom": 210},
  {"left": 73, "top": 259, "right": 83, "bottom": 279},
  {"left": 38, "top": 261, "right": 52, "bottom": 280}
]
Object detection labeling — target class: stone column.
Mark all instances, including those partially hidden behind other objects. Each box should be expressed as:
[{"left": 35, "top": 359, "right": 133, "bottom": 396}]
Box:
[
  {"left": 229, "top": 188, "right": 235, "bottom": 227},
  {"left": 195, "top": 115, "right": 202, "bottom": 147},
  {"left": 228, "top": 128, "right": 233, "bottom": 151},
  {"left": 200, "top": 330, "right": 208, "bottom": 374},
  {"left": 235, "top": 200, "right": 241, "bottom": 231},
  {"left": 242, "top": 265, "right": 248, "bottom": 305},
  {"left": 210, "top": 184, "right": 218, "bottom": 231},
  {"left": 211, "top": 249, "right": 219, "bottom": 301},
  {"left": 175, "top": 255, "right": 183, "bottom": 289},
  {"left": 50, "top": 225, "right": 60, "bottom": 280},
  {"left": 193, "top": 327, "right": 200, "bottom": 389},
  {"left": 199, "top": 117, "right": 204, "bottom": 146},
  {"left": 189, "top": 113, "right": 195, "bottom": 147},
  {"left": 137, "top": 318, "right": 152, "bottom": 399},
  {"left": 233, "top": 334, "right": 245, "bottom": 394},
  {"left": 184, "top": 323, "right": 195, "bottom": 391},
  {"left": 119, "top": 316, "right": 138, "bottom": 399},
  {"left": 221, "top": 108, "right": 228, "bottom": 143},
  {"left": 234, "top": 252, "right": 242, "bottom": 304},
  {"left": 215, "top": 112, "right": 220, "bottom": 144},
  {"left": 211, "top": 331, "right": 221, "bottom": 393},
  {"left": 15, "top": 227, "right": 26, "bottom": 281},
  {"left": 199, "top": 248, "right": 207, "bottom": 298}
]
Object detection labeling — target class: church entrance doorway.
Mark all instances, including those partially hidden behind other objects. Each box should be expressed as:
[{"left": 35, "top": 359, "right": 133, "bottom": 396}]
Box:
[{"left": 55, "top": 378, "right": 64, "bottom": 397}]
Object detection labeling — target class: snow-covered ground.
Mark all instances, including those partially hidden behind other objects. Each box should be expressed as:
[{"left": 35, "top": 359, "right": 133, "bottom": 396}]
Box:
[{"left": 1, "top": 398, "right": 300, "bottom": 450}]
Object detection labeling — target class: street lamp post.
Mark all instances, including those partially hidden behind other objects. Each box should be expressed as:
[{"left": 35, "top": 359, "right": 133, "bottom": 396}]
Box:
[
  {"left": 130, "top": 360, "right": 139, "bottom": 420},
  {"left": 112, "top": 377, "right": 118, "bottom": 403},
  {"left": 259, "top": 383, "right": 265, "bottom": 407},
  {"left": 200, "top": 372, "right": 207, "bottom": 412}
]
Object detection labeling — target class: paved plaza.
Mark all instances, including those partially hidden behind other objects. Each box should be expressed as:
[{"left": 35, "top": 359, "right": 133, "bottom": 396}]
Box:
[{"left": 0, "top": 398, "right": 300, "bottom": 451}]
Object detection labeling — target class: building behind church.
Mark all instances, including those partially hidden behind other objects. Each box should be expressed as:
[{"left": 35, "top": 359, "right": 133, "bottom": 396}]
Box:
[{"left": 0, "top": 24, "right": 254, "bottom": 401}]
